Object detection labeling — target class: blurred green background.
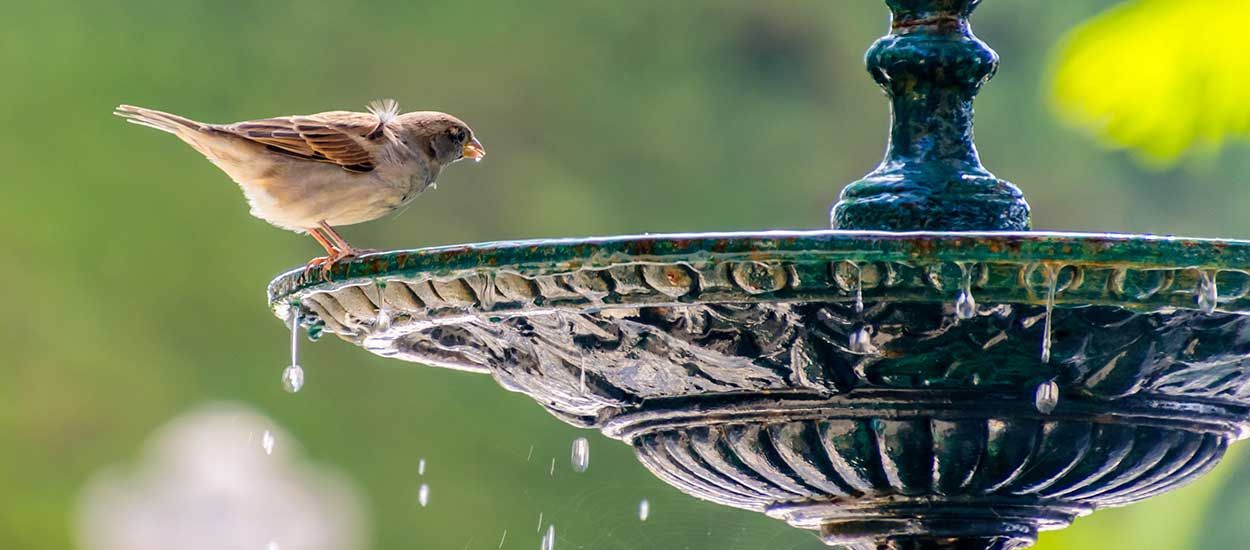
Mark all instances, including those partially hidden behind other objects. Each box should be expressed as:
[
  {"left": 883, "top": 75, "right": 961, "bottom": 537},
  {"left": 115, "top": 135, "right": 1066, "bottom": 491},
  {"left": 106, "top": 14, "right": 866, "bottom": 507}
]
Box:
[{"left": 3, "top": 1, "right": 1250, "bottom": 549}]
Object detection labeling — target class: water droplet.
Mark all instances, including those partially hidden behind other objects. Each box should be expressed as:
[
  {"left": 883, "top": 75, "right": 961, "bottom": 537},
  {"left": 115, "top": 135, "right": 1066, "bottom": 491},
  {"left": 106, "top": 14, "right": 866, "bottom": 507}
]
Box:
[
  {"left": 549, "top": 457, "right": 555, "bottom": 477},
  {"left": 1035, "top": 380, "right": 1060, "bottom": 414},
  {"left": 418, "top": 483, "right": 430, "bottom": 507},
  {"left": 536, "top": 512, "right": 544, "bottom": 533},
  {"left": 955, "top": 263, "right": 976, "bottom": 320},
  {"left": 1041, "top": 264, "right": 1058, "bottom": 364},
  {"left": 526, "top": 445, "right": 534, "bottom": 462},
  {"left": 579, "top": 360, "right": 587, "bottom": 394},
  {"left": 853, "top": 263, "right": 864, "bottom": 314},
  {"left": 1197, "top": 271, "right": 1218, "bottom": 314},
  {"left": 638, "top": 499, "right": 650, "bottom": 521},
  {"left": 956, "top": 291, "right": 976, "bottom": 320},
  {"left": 571, "top": 437, "right": 590, "bottom": 473},
  {"left": 261, "top": 430, "right": 275, "bottom": 455},
  {"left": 849, "top": 325, "right": 874, "bottom": 354},
  {"left": 284, "top": 304, "right": 305, "bottom": 393},
  {"left": 282, "top": 364, "right": 305, "bottom": 393},
  {"left": 498, "top": 529, "right": 508, "bottom": 549},
  {"left": 418, "top": 458, "right": 426, "bottom": 476},
  {"left": 540, "top": 524, "right": 556, "bottom": 550}
]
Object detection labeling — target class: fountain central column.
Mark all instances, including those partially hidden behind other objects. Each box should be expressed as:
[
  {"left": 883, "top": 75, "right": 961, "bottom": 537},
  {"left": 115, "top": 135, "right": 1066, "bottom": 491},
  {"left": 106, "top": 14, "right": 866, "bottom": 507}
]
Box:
[{"left": 832, "top": 0, "right": 1030, "bottom": 231}]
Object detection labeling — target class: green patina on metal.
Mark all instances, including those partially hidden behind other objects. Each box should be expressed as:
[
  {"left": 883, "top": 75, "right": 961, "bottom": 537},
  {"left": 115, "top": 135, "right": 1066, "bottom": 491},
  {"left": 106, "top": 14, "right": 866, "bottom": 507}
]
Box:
[
  {"left": 269, "top": 231, "right": 1250, "bottom": 314},
  {"left": 832, "top": 0, "right": 1029, "bottom": 231},
  {"left": 264, "top": 1, "right": 1250, "bottom": 548}
]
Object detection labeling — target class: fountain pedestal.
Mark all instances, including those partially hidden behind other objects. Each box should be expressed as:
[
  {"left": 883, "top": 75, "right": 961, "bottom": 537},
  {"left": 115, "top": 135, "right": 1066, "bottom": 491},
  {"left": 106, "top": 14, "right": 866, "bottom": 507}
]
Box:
[{"left": 267, "top": 2, "right": 1250, "bottom": 548}]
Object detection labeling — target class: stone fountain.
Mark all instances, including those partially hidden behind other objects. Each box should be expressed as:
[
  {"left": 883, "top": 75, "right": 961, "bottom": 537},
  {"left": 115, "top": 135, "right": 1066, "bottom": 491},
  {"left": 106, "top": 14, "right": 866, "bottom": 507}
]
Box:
[{"left": 267, "top": 1, "right": 1250, "bottom": 548}]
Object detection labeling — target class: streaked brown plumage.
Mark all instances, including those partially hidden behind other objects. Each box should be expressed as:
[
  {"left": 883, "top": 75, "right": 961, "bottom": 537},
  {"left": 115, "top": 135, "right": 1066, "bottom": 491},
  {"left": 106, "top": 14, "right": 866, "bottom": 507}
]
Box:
[{"left": 114, "top": 100, "right": 484, "bottom": 273}]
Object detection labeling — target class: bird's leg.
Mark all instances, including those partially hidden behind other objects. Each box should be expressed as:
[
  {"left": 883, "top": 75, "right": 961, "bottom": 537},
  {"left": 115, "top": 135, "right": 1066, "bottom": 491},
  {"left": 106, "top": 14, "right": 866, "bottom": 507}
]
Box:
[
  {"left": 318, "top": 221, "right": 376, "bottom": 257},
  {"left": 303, "top": 228, "right": 341, "bottom": 277}
]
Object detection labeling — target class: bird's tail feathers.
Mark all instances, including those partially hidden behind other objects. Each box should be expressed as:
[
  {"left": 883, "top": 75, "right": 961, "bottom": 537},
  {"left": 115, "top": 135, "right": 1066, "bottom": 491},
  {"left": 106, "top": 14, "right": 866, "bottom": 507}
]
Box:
[{"left": 114, "top": 105, "right": 207, "bottom": 135}]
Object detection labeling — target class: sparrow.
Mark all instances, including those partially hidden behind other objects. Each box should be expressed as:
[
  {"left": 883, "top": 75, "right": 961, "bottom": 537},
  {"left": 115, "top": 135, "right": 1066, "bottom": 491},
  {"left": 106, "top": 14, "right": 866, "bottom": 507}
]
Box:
[{"left": 114, "top": 100, "right": 485, "bottom": 274}]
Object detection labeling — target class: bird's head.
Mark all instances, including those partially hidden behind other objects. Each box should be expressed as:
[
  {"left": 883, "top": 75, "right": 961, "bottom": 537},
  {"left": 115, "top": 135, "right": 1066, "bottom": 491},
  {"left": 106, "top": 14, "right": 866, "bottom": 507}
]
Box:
[{"left": 395, "top": 112, "right": 485, "bottom": 167}]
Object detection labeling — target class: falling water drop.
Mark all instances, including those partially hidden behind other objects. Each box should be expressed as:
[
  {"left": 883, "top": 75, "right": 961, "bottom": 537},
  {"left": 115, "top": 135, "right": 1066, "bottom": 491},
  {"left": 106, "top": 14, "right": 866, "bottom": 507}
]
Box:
[
  {"left": 1041, "top": 264, "right": 1058, "bottom": 364},
  {"left": 375, "top": 308, "right": 392, "bottom": 332},
  {"left": 853, "top": 263, "right": 864, "bottom": 314},
  {"left": 540, "top": 524, "right": 556, "bottom": 550},
  {"left": 1035, "top": 380, "right": 1060, "bottom": 414},
  {"left": 849, "top": 325, "right": 874, "bottom": 354},
  {"left": 638, "top": 499, "right": 650, "bottom": 521},
  {"left": 282, "top": 365, "right": 305, "bottom": 394},
  {"left": 261, "top": 430, "right": 275, "bottom": 456},
  {"left": 284, "top": 304, "right": 305, "bottom": 393},
  {"left": 549, "top": 457, "right": 556, "bottom": 477},
  {"left": 571, "top": 437, "right": 590, "bottom": 473},
  {"left": 418, "top": 483, "right": 430, "bottom": 507},
  {"left": 1197, "top": 271, "right": 1218, "bottom": 314},
  {"left": 579, "top": 360, "right": 587, "bottom": 394},
  {"left": 955, "top": 263, "right": 976, "bottom": 320},
  {"left": 418, "top": 458, "right": 426, "bottom": 476},
  {"left": 498, "top": 530, "right": 508, "bottom": 549}
]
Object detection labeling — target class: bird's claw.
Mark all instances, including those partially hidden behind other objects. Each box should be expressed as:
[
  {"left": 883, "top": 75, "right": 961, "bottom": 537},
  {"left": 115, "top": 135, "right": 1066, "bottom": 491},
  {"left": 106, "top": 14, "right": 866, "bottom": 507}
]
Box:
[{"left": 302, "top": 249, "right": 368, "bottom": 280}]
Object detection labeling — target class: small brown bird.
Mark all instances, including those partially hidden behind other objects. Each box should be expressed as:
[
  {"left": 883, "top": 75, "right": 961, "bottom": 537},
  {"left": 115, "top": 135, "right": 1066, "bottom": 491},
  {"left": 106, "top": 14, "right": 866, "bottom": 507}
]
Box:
[{"left": 114, "top": 100, "right": 485, "bottom": 273}]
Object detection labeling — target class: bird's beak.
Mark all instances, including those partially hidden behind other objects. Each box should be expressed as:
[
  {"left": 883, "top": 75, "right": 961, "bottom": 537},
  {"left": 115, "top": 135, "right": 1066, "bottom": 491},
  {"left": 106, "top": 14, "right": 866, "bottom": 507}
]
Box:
[{"left": 462, "top": 138, "right": 486, "bottom": 162}]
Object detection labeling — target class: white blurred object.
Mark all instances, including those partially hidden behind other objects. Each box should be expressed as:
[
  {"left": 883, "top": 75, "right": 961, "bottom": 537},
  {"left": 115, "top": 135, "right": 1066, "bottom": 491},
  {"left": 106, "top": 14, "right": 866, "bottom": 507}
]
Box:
[{"left": 75, "top": 402, "right": 367, "bottom": 550}]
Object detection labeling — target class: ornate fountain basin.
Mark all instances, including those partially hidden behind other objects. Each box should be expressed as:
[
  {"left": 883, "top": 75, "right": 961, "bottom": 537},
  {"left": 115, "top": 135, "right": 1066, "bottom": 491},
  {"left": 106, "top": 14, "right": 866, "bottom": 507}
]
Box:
[{"left": 269, "top": 231, "right": 1250, "bottom": 549}]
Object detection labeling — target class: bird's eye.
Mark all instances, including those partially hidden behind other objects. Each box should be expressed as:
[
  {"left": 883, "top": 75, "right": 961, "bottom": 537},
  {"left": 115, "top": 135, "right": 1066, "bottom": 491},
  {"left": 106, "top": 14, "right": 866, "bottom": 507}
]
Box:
[{"left": 447, "top": 127, "right": 466, "bottom": 143}]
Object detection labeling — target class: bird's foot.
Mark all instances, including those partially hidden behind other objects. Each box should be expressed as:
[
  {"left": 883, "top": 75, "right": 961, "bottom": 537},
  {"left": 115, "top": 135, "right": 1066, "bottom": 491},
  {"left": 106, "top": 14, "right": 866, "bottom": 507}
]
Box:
[
  {"left": 302, "top": 249, "right": 369, "bottom": 280},
  {"left": 302, "top": 256, "right": 332, "bottom": 279}
]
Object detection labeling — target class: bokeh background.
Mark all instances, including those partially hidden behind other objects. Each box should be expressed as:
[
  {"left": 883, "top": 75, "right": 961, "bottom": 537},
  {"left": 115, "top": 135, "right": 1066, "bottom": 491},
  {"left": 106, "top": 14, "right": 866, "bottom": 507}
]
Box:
[{"left": 3, "top": 0, "right": 1250, "bottom": 549}]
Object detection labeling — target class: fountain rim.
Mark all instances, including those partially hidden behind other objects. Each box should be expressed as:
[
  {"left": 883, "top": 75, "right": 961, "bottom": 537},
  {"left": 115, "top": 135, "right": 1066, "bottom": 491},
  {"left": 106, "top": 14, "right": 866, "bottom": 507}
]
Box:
[{"left": 268, "top": 229, "right": 1250, "bottom": 307}]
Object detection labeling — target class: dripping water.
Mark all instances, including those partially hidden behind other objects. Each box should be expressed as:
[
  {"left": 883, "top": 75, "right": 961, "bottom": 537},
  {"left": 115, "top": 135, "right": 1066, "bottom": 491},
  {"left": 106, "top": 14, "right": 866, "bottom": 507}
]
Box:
[
  {"left": 1035, "top": 379, "right": 1060, "bottom": 414},
  {"left": 638, "top": 499, "right": 650, "bottom": 521},
  {"left": 1041, "top": 264, "right": 1058, "bottom": 364},
  {"left": 374, "top": 280, "right": 392, "bottom": 332},
  {"left": 498, "top": 530, "right": 508, "bottom": 548},
  {"left": 1197, "top": 271, "right": 1218, "bottom": 314},
  {"left": 261, "top": 430, "right": 275, "bottom": 455},
  {"left": 418, "top": 483, "right": 430, "bottom": 507},
  {"left": 853, "top": 262, "right": 864, "bottom": 314},
  {"left": 571, "top": 437, "right": 590, "bottom": 473},
  {"left": 540, "top": 524, "right": 556, "bottom": 550},
  {"left": 847, "top": 262, "right": 874, "bottom": 354},
  {"left": 849, "top": 325, "right": 874, "bottom": 355},
  {"left": 955, "top": 263, "right": 976, "bottom": 320},
  {"left": 418, "top": 458, "right": 426, "bottom": 476},
  {"left": 283, "top": 304, "right": 305, "bottom": 393}
]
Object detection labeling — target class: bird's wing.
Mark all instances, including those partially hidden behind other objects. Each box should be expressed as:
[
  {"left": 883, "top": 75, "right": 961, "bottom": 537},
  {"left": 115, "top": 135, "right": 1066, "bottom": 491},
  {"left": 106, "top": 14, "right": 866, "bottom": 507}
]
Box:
[{"left": 223, "top": 111, "right": 384, "bottom": 173}]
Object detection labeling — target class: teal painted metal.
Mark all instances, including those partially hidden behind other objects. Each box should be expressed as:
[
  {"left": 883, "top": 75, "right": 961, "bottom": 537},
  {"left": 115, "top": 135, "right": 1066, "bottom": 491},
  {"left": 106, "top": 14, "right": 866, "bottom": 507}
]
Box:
[
  {"left": 266, "top": 230, "right": 1250, "bottom": 550},
  {"left": 268, "top": 231, "right": 1250, "bottom": 310},
  {"left": 831, "top": 0, "right": 1030, "bottom": 231}
]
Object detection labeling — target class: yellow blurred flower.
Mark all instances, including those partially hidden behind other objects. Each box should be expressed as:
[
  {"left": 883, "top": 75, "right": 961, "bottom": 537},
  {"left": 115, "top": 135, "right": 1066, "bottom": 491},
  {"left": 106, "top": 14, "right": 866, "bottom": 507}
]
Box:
[{"left": 1048, "top": 0, "right": 1250, "bottom": 166}]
